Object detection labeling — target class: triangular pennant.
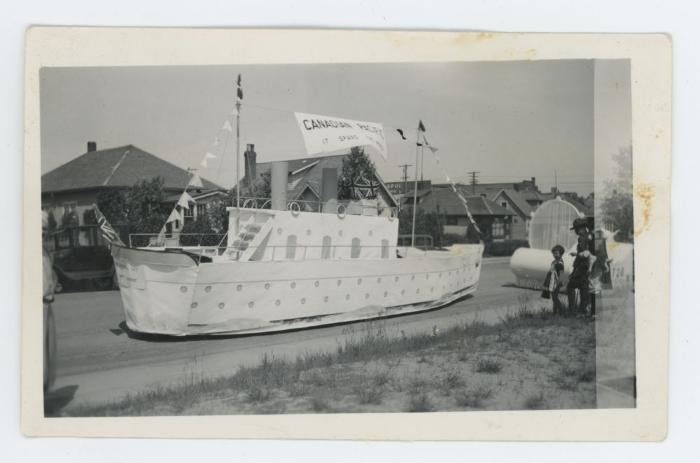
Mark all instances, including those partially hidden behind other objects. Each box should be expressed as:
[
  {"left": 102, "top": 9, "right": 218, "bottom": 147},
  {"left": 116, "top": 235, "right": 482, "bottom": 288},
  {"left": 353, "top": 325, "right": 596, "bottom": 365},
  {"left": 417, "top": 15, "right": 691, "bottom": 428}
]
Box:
[
  {"left": 166, "top": 209, "right": 182, "bottom": 224},
  {"left": 231, "top": 106, "right": 239, "bottom": 117},
  {"left": 213, "top": 137, "right": 220, "bottom": 147},
  {"left": 199, "top": 152, "right": 217, "bottom": 168},
  {"left": 222, "top": 119, "right": 233, "bottom": 132},
  {"left": 188, "top": 173, "right": 204, "bottom": 188},
  {"left": 177, "top": 191, "right": 195, "bottom": 208}
]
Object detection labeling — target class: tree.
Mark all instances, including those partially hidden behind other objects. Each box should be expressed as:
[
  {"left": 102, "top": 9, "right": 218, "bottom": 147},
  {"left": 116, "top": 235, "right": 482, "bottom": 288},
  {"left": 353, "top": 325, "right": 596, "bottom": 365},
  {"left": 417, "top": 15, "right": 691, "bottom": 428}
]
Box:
[
  {"left": 338, "top": 147, "right": 378, "bottom": 200},
  {"left": 125, "top": 177, "right": 170, "bottom": 235},
  {"left": 600, "top": 147, "right": 634, "bottom": 242},
  {"left": 398, "top": 207, "right": 447, "bottom": 248},
  {"left": 180, "top": 215, "right": 222, "bottom": 246},
  {"left": 96, "top": 189, "right": 127, "bottom": 225}
]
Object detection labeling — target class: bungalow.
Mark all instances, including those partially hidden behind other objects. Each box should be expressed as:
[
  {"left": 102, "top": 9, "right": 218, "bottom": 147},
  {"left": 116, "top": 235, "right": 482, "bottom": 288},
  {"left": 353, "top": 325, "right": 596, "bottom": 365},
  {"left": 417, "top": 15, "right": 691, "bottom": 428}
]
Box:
[
  {"left": 41, "top": 142, "right": 223, "bottom": 245},
  {"left": 491, "top": 189, "right": 534, "bottom": 241}
]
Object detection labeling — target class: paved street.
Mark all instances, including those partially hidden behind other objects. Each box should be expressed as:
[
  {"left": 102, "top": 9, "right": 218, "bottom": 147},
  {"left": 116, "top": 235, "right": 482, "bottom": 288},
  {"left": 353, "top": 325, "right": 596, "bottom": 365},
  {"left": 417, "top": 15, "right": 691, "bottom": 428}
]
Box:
[{"left": 48, "top": 257, "right": 534, "bottom": 410}]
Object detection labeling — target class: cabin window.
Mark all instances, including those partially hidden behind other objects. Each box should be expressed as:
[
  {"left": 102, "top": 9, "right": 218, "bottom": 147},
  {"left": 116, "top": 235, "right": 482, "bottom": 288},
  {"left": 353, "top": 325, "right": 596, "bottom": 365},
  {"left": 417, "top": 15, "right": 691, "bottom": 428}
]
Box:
[
  {"left": 351, "top": 238, "right": 361, "bottom": 258},
  {"left": 381, "top": 239, "right": 389, "bottom": 259},
  {"left": 322, "top": 236, "right": 332, "bottom": 259},
  {"left": 446, "top": 216, "right": 458, "bottom": 226},
  {"left": 286, "top": 234, "right": 297, "bottom": 259}
]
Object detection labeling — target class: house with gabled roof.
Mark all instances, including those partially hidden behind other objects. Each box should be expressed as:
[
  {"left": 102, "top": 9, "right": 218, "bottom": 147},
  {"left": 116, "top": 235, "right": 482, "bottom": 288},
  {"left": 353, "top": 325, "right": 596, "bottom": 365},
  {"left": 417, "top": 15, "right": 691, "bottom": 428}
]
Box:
[
  {"left": 491, "top": 189, "right": 534, "bottom": 240},
  {"left": 409, "top": 187, "right": 516, "bottom": 241},
  {"left": 41, "top": 142, "right": 223, "bottom": 233},
  {"left": 240, "top": 149, "right": 399, "bottom": 211}
]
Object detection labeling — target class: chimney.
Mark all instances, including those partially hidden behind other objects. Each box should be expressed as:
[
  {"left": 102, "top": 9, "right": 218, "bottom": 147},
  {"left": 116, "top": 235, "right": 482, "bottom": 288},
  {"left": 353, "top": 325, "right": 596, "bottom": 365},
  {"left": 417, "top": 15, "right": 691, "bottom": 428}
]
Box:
[
  {"left": 244, "top": 144, "right": 257, "bottom": 186},
  {"left": 87, "top": 141, "right": 97, "bottom": 152}
]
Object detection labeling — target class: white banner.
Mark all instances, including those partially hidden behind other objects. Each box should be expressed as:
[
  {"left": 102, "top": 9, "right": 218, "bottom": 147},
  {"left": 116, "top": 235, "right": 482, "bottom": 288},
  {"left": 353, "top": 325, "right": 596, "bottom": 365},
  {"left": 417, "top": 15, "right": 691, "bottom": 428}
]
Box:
[{"left": 294, "top": 112, "right": 388, "bottom": 160}]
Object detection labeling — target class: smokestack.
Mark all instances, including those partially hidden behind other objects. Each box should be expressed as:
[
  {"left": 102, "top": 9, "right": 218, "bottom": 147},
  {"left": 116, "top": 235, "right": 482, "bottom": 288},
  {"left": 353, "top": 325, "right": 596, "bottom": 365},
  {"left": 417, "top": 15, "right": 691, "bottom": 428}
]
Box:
[
  {"left": 270, "top": 161, "right": 288, "bottom": 211},
  {"left": 244, "top": 144, "right": 257, "bottom": 186},
  {"left": 87, "top": 141, "right": 97, "bottom": 152},
  {"left": 321, "top": 168, "right": 338, "bottom": 203}
]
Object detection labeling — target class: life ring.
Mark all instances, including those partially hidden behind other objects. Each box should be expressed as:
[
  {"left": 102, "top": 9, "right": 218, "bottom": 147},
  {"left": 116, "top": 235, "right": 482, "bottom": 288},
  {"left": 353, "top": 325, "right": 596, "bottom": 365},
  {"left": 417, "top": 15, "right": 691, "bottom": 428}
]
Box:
[
  {"left": 289, "top": 201, "right": 301, "bottom": 216},
  {"left": 388, "top": 208, "right": 396, "bottom": 221},
  {"left": 337, "top": 204, "right": 347, "bottom": 219},
  {"left": 243, "top": 199, "right": 257, "bottom": 209}
]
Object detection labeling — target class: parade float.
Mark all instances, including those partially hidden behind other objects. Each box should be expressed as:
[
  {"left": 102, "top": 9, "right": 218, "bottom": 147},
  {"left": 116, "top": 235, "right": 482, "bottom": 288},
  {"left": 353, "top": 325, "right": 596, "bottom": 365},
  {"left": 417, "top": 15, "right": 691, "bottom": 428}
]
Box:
[{"left": 104, "top": 76, "right": 484, "bottom": 336}]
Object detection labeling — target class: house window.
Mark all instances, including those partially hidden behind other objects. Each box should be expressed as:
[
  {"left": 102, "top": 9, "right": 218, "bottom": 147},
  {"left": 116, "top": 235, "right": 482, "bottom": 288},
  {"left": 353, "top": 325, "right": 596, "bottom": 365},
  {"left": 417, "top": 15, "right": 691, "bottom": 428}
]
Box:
[
  {"left": 196, "top": 203, "right": 207, "bottom": 219},
  {"left": 501, "top": 201, "right": 508, "bottom": 208},
  {"left": 182, "top": 206, "right": 194, "bottom": 219},
  {"left": 381, "top": 239, "right": 389, "bottom": 259},
  {"left": 286, "top": 235, "right": 297, "bottom": 259},
  {"left": 351, "top": 238, "right": 361, "bottom": 258},
  {"left": 492, "top": 220, "right": 505, "bottom": 238},
  {"left": 446, "top": 216, "right": 458, "bottom": 226},
  {"left": 321, "top": 236, "right": 332, "bottom": 259}
]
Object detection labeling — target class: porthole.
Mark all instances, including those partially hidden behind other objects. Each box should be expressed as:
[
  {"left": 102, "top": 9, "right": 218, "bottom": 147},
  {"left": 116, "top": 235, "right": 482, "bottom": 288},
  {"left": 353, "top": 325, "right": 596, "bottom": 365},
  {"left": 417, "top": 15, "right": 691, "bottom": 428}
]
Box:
[
  {"left": 265, "top": 283, "right": 271, "bottom": 290},
  {"left": 416, "top": 288, "right": 420, "bottom": 294},
  {"left": 190, "top": 302, "right": 198, "bottom": 309},
  {"left": 180, "top": 286, "right": 188, "bottom": 293},
  {"left": 430, "top": 287, "right": 434, "bottom": 292},
  {"left": 248, "top": 301, "right": 255, "bottom": 308},
  {"left": 357, "top": 278, "right": 362, "bottom": 285},
  {"left": 377, "top": 277, "right": 382, "bottom": 283},
  {"left": 338, "top": 229, "right": 343, "bottom": 237},
  {"left": 324, "top": 296, "right": 329, "bottom": 303},
  {"left": 301, "top": 298, "right": 306, "bottom": 305},
  {"left": 346, "top": 294, "right": 350, "bottom": 300},
  {"left": 411, "top": 275, "right": 415, "bottom": 281},
  {"left": 290, "top": 281, "right": 296, "bottom": 289},
  {"left": 205, "top": 285, "right": 212, "bottom": 293},
  {"left": 368, "top": 230, "right": 373, "bottom": 237},
  {"left": 383, "top": 291, "right": 388, "bottom": 297},
  {"left": 337, "top": 279, "right": 342, "bottom": 286},
  {"left": 306, "top": 229, "right": 312, "bottom": 236},
  {"left": 314, "top": 280, "right": 320, "bottom": 287},
  {"left": 218, "top": 302, "right": 225, "bottom": 309},
  {"left": 394, "top": 276, "right": 399, "bottom": 282},
  {"left": 438, "top": 273, "right": 442, "bottom": 278},
  {"left": 401, "top": 289, "right": 405, "bottom": 295},
  {"left": 275, "top": 299, "right": 281, "bottom": 306},
  {"left": 236, "top": 284, "right": 243, "bottom": 291},
  {"left": 277, "top": 227, "right": 283, "bottom": 234},
  {"left": 426, "top": 274, "right": 430, "bottom": 280},
  {"left": 365, "top": 293, "right": 370, "bottom": 299}
]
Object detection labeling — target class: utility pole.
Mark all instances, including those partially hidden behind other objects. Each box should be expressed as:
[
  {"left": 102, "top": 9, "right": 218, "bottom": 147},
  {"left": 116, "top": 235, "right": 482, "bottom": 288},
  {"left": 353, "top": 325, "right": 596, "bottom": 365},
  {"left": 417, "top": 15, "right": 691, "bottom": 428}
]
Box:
[
  {"left": 398, "top": 163, "right": 413, "bottom": 194},
  {"left": 468, "top": 171, "right": 480, "bottom": 195}
]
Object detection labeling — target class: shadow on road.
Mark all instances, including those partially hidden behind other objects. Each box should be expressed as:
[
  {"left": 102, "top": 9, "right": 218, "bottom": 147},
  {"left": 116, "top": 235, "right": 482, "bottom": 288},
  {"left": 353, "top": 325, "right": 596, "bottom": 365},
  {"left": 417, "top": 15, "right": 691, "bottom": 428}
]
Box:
[{"left": 44, "top": 385, "right": 79, "bottom": 417}]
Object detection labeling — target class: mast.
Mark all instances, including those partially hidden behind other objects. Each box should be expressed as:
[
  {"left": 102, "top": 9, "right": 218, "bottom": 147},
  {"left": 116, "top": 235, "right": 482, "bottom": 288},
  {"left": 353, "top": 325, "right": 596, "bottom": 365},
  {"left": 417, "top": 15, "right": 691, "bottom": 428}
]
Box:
[
  {"left": 235, "top": 74, "right": 242, "bottom": 235},
  {"left": 411, "top": 125, "right": 420, "bottom": 248}
]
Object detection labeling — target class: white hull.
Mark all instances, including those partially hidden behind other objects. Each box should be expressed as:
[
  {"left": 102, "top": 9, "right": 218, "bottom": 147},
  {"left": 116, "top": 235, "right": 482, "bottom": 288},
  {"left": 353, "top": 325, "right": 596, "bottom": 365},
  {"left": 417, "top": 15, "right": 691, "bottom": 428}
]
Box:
[{"left": 112, "top": 244, "right": 483, "bottom": 336}]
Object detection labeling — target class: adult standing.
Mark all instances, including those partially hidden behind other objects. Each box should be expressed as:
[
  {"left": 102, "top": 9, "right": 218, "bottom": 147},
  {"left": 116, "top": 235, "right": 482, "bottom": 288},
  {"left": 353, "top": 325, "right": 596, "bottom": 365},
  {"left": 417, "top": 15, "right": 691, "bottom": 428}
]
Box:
[{"left": 567, "top": 217, "right": 596, "bottom": 315}]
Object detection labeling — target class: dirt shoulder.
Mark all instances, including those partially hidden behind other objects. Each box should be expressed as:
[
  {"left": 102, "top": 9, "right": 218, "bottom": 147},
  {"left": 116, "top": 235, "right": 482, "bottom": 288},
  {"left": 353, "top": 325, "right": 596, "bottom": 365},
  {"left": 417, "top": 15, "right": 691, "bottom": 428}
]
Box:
[{"left": 60, "top": 305, "right": 596, "bottom": 416}]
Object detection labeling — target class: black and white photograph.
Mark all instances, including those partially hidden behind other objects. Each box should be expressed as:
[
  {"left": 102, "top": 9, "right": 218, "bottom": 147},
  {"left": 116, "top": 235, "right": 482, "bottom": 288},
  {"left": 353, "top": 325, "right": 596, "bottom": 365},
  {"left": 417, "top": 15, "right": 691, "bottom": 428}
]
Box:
[{"left": 38, "top": 57, "right": 637, "bottom": 417}]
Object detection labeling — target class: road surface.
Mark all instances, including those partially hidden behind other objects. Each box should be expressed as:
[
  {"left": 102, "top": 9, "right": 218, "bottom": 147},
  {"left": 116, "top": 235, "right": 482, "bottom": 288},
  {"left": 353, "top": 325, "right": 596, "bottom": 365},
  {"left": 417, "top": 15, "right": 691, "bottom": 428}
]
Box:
[{"left": 48, "top": 256, "right": 533, "bottom": 410}]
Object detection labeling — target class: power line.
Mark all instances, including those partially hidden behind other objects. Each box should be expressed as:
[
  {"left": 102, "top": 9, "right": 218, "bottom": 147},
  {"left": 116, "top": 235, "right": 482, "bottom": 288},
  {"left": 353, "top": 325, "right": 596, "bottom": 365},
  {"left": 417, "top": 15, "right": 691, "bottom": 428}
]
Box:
[{"left": 467, "top": 171, "right": 480, "bottom": 195}]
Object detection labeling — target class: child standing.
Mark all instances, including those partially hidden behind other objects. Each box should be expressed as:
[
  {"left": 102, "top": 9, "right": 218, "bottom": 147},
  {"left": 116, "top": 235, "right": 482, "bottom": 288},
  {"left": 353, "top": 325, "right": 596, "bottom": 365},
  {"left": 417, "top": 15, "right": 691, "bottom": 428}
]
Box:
[{"left": 541, "top": 244, "right": 565, "bottom": 314}]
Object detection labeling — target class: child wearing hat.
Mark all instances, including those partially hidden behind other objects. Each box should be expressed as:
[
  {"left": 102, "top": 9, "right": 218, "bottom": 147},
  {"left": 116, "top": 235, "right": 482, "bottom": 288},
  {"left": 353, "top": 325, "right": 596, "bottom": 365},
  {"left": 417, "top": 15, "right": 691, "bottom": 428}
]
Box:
[
  {"left": 567, "top": 218, "right": 596, "bottom": 316},
  {"left": 541, "top": 244, "right": 565, "bottom": 314}
]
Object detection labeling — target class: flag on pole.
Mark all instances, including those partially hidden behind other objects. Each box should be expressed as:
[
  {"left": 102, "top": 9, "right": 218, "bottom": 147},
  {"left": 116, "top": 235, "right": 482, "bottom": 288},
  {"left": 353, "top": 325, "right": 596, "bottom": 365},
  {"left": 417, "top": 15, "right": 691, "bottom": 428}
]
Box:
[
  {"left": 188, "top": 172, "right": 204, "bottom": 188},
  {"left": 93, "top": 205, "right": 125, "bottom": 247},
  {"left": 396, "top": 128, "right": 407, "bottom": 140},
  {"left": 200, "top": 152, "right": 217, "bottom": 168},
  {"left": 222, "top": 119, "right": 233, "bottom": 132},
  {"left": 418, "top": 120, "right": 426, "bottom": 132},
  {"left": 166, "top": 209, "right": 182, "bottom": 224},
  {"left": 236, "top": 74, "right": 243, "bottom": 102},
  {"left": 177, "top": 191, "right": 195, "bottom": 208},
  {"left": 423, "top": 134, "right": 438, "bottom": 153}
]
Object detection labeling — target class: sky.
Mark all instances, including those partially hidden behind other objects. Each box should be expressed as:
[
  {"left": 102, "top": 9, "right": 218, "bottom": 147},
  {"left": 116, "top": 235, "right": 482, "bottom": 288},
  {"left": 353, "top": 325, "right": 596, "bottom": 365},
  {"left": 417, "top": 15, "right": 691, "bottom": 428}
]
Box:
[{"left": 39, "top": 60, "right": 629, "bottom": 195}]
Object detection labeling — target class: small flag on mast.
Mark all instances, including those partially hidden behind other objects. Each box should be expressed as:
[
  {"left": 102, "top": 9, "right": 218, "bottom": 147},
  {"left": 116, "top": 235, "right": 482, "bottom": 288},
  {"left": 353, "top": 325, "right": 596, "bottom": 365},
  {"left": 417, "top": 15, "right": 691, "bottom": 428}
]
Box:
[
  {"left": 188, "top": 172, "right": 204, "bottom": 188},
  {"left": 236, "top": 74, "right": 243, "bottom": 102},
  {"left": 177, "top": 191, "right": 195, "bottom": 208},
  {"left": 418, "top": 120, "right": 426, "bottom": 132},
  {"left": 396, "top": 129, "right": 407, "bottom": 140},
  {"left": 222, "top": 119, "right": 233, "bottom": 132},
  {"left": 166, "top": 209, "right": 182, "bottom": 224},
  {"left": 93, "top": 205, "right": 125, "bottom": 247}
]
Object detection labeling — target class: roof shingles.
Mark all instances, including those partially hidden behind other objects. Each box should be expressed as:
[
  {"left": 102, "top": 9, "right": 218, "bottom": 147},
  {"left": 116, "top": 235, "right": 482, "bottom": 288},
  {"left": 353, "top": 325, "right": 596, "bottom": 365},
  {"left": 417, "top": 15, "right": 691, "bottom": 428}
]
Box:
[{"left": 42, "top": 145, "right": 221, "bottom": 193}]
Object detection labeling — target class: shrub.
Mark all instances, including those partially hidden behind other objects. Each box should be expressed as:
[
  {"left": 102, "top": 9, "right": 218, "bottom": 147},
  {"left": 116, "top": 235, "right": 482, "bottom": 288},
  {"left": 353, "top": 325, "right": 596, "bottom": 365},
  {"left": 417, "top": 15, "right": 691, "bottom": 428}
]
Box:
[{"left": 475, "top": 359, "right": 503, "bottom": 374}]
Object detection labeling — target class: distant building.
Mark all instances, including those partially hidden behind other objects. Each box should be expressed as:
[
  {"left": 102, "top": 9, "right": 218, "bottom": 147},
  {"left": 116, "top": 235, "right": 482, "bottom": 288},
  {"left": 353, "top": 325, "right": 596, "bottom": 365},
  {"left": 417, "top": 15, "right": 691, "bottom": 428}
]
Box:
[
  {"left": 240, "top": 150, "right": 399, "bottom": 211},
  {"left": 41, "top": 143, "right": 223, "bottom": 243},
  {"left": 406, "top": 187, "right": 516, "bottom": 241},
  {"left": 491, "top": 189, "right": 534, "bottom": 241}
]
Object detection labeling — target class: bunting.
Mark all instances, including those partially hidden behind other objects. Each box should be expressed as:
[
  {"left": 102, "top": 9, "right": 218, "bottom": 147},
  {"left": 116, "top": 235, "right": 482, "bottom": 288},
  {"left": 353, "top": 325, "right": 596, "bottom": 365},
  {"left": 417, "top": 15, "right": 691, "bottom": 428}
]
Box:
[
  {"left": 177, "top": 191, "right": 195, "bottom": 208},
  {"left": 93, "top": 205, "right": 125, "bottom": 247},
  {"left": 166, "top": 209, "right": 182, "bottom": 224},
  {"left": 200, "top": 152, "right": 217, "bottom": 168},
  {"left": 222, "top": 119, "right": 233, "bottom": 132},
  {"left": 188, "top": 172, "right": 204, "bottom": 188}
]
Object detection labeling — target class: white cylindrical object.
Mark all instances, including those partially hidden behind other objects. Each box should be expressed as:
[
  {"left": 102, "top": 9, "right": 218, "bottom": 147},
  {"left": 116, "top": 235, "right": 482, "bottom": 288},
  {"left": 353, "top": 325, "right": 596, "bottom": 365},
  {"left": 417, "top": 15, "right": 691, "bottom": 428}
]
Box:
[
  {"left": 510, "top": 247, "right": 574, "bottom": 290},
  {"left": 270, "top": 161, "right": 288, "bottom": 211}
]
